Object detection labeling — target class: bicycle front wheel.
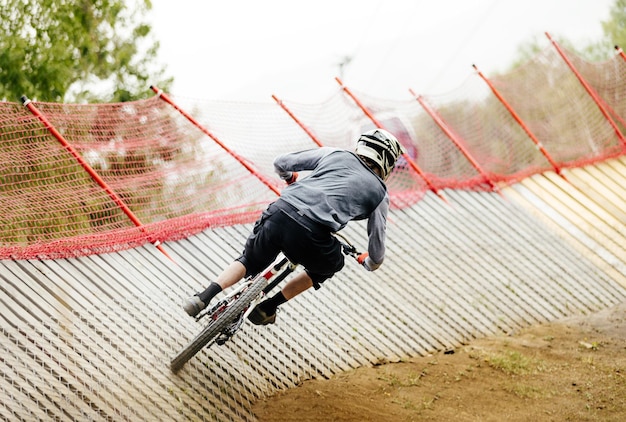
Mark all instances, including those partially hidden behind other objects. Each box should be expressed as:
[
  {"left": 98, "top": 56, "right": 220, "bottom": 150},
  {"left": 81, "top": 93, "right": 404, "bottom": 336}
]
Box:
[{"left": 170, "top": 277, "right": 268, "bottom": 373}]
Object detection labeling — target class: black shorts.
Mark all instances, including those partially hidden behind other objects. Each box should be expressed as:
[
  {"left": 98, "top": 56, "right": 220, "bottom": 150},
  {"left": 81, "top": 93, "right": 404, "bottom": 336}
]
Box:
[{"left": 236, "top": 200, "right": 344, "bottom": 289}]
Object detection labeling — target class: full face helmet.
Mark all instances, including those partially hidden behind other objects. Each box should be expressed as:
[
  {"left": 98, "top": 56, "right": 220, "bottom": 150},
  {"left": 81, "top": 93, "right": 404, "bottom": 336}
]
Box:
[{"left": 355, "top": 129, "right": 404, "bottom": 180}]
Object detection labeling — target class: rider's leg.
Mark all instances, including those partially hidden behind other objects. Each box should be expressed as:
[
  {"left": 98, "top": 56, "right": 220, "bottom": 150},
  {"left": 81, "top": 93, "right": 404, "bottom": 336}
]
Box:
[
  {"left": 184, "top": 261, "right": 248, "bottom": 317},
  {"left": 198, "top": 260, "right": 247, "bottom": 302},
  {"left": 263, "top": 271, "right": 314, "bottom": 310},
  {"left": 281, "top": 271, "right": 314, "bottom": 299},
  {"left": 215, "top": 260, "right": 247, "bottom": 290},
  {"left": 184, "top": 202, "right": 281, "bottom": 317},
  {"left": 248, "top": 272, "right": 313, "bottom": 325}
]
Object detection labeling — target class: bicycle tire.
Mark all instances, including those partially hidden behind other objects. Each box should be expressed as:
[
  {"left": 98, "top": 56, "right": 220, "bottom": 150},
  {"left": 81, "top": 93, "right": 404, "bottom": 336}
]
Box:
[{"left": 170, "top": 276, "right": 268, "bottom": 372}]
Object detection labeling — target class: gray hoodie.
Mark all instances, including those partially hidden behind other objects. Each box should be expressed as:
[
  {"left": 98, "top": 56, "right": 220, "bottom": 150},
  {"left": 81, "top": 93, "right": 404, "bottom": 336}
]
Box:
[{"left": 274, "top": 147, "right": 389, "bottom": 270}]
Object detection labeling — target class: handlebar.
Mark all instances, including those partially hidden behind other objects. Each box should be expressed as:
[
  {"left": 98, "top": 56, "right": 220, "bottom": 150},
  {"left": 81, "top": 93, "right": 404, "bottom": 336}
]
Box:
[
  {"left": 334, "top": 232, "right": 363, "bottom": 260},
  {"left": 341, "top": 242, "right": 359, "bottom": 258}
]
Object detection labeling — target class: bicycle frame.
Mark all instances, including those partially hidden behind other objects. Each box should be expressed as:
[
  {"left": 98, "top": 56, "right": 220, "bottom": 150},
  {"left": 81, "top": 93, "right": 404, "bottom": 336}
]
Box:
[
  {"left": 170, "top": 236, "right": 361, "bottom": 372},
  {"left": 196, "top": 257, "right": 294, "bottom": 318}
]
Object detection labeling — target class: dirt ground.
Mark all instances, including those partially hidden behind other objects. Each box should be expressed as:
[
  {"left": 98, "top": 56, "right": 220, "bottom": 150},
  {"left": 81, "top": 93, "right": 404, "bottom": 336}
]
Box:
[{"left": 253, "top": 302, "right": 626, "bottom": 422}]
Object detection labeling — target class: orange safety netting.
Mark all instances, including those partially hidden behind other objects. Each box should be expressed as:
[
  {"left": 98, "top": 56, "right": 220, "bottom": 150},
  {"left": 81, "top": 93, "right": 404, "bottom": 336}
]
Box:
[{"left": 1, "top": 40, "right": 625, "bottom": 260}]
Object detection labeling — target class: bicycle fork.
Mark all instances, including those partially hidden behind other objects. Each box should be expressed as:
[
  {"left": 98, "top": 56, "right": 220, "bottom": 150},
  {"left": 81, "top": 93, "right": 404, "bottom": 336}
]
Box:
[{"left": 213, "top": 257, "right": 298, "bottom": 346}]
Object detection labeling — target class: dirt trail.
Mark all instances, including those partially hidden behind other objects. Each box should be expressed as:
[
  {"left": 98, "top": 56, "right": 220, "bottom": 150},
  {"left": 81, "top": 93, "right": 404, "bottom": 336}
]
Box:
[{"left": 254, "top": 303, "right": 626, "bottom": 421}]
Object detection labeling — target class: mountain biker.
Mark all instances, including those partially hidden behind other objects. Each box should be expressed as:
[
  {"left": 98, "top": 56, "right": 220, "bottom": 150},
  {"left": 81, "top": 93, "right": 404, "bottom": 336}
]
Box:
[{"left": 183, "top": 128, "right": 404, "bottom": 325}]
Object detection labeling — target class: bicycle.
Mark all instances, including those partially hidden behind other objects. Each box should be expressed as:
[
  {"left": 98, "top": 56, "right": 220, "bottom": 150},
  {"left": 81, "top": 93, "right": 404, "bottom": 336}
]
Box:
[{"left": 170, "top": 234, "right": 363, "bottom": 373}]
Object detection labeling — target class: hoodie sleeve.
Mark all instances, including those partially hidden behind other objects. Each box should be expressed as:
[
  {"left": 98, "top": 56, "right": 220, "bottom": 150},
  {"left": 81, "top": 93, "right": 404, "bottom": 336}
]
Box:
[
  {"left": 363, "top": 193, "right": 389, "bottom": 271},
  {"left": 273, "top": 147, "right": 338, "bottom": 180}
]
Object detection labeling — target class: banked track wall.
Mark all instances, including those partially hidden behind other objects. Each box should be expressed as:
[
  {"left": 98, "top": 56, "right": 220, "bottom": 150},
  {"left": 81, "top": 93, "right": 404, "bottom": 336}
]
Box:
[{"left": 2, "top": 158, "right": 626, "bottom": 421}]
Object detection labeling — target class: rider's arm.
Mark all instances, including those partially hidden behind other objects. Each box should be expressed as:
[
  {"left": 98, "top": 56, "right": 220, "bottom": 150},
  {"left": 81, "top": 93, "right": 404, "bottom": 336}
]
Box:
[
  {"left": 274, "top": 147, "right": 338, "bottom": 181},
  {"left": 363, "top": 195, "right": 389, "bottom": 271}
]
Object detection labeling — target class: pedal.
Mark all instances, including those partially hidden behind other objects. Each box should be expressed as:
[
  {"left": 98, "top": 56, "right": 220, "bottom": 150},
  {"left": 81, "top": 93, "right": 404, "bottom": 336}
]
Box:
[{"left": 215, "top": 333, "right": 230, "bottom": 346}]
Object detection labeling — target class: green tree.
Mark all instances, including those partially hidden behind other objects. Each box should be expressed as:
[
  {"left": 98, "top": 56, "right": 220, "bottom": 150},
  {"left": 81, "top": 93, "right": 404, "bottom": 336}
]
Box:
[
  {"left": 507, "top": 1, "right": 625, "bottom": 65},
  {"left": 0, "top": 0, "right": 172, "bottom": 103},
  {"left": 602, "top": 0, "right": 626, "bottom": 50}
]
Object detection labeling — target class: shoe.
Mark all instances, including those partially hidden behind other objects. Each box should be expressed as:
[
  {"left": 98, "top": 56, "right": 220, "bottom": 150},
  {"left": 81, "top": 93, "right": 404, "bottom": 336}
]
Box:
[
  {"left": 247, "top": 305, "right": 276, "bottom": 325},
  {"left": 183, "top": 295, "right": 205, "bottom": 317}
]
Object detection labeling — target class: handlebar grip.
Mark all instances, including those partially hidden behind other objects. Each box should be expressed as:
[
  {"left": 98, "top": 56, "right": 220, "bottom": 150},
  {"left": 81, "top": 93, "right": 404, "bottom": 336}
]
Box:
[{"left": 285, "top": 172, "right": 298, "bottom": 185}]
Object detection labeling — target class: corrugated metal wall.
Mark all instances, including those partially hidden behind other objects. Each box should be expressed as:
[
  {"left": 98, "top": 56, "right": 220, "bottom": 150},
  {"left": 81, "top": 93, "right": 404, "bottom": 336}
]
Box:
[{"left": 2, "top": 158, "right": 626, "bottom": 421}]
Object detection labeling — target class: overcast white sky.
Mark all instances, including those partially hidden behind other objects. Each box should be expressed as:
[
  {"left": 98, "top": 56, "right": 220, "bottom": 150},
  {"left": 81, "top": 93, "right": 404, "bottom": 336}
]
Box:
[{"left": 149, "top": 0, "right": 614, "bottom": 102}]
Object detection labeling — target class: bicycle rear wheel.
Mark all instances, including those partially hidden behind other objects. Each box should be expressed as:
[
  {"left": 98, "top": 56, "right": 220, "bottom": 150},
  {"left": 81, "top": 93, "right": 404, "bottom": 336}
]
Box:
[{"left": 170, "top": 276, "right": 268, "bottom": 373}]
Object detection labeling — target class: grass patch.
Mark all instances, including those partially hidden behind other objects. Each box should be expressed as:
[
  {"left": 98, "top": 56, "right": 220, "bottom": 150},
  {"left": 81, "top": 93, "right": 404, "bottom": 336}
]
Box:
[
  {"left": 482, "top": 350, "right": 544, "bottom": 375},
  {"left": 505, "top": 383, "right": 547, "bottom": 399}
]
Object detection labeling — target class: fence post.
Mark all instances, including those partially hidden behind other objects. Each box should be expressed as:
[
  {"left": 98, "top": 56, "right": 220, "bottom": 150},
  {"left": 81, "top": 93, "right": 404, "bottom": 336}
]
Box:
[
  {"left": 472, "top": 64, "right": 566, "bottom": 179},
  {"left": 272, "top": 94, "right": 324, "bottom": 147},
  {"left": 334, "top": 77, "right": 448, "bottom": 203},
  {"left": 411, "top": 91, "right": 499, "bottom": 192},
  {"left": 547, "top": 32, "right": 626, "bottom": 149},
  {"left": 21, "top": 96, "right": 175, "bottom": 262},
  {"left": 150, "top": 85, "right": 281, "bottom": 197},
  {"left": 606, "top": 45, "right": 626, "bottom": 129}
]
